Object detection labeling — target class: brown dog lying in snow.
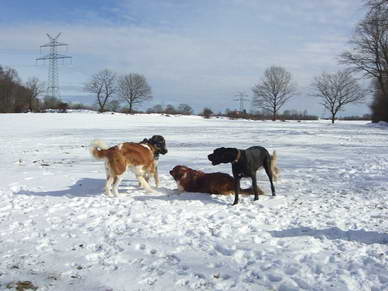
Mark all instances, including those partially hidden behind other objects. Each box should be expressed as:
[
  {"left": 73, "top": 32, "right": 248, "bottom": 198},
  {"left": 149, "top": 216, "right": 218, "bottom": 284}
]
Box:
[{"left": 169, "top": 165, "right": 260, "bottom": 195}]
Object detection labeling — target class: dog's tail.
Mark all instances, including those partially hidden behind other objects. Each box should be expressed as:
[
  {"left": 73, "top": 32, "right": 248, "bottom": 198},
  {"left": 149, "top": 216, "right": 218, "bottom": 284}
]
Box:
[
  {"left": 90, "top": 139, "right": 109, "bottom": 160},
  {"left": 270, "top": 150, "right": 279, "bottom": 182},
  {"left": 239, "top": 187, "right": 263, "bottom": 195}
]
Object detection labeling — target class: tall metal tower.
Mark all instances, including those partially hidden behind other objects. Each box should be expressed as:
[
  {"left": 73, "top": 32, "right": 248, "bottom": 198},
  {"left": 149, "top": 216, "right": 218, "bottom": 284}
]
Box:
[
  {"left": 234, "top": 91, "right": 249, "bottom": 113},
  {"left": 36, "top": 33, "right": 72, "bottom": 98}
]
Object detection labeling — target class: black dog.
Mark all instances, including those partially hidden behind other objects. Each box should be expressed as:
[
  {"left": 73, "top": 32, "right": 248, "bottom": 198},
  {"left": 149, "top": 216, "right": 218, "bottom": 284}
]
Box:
[{"left": 208, "top": 146, "right": 278, "bottom": 205}]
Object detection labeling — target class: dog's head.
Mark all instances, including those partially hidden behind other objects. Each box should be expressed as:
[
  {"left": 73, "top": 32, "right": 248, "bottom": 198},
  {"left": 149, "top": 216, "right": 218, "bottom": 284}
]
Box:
[
  {"left": 169, "top": 165, "right": 190, "bottom": 182},
  {"left": 169, "top": 165, "right": 204, "bottom": 182},
  {"left": 208, "top": 147, "right": 238, "bottom": 165},
  {"left": 142, "top": 135, "right": 168, "bottom": 156}
]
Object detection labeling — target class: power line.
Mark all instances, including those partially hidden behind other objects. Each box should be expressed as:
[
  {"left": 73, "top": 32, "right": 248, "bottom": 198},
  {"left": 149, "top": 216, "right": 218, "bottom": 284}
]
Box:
[{"left": 36, "top": 33, "right": 72, "bottom": 98}]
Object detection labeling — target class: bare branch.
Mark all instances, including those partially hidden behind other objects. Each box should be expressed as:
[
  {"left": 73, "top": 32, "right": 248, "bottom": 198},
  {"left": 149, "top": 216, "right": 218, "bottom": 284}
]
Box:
[
  {"left": 117, "top": 73, "right": 152, "bottom": 113},
  {"left": 252, "top": 66, "right": 297, "bottom": 121},
  {"left": 340, "top": 1, "right": 388, "bottom": 96},
  {"left": 311, "top": 70, "right": 366, "bottom": 123},
  {"left": 84, "top": 69, "right": 116, "bottom": 112}
]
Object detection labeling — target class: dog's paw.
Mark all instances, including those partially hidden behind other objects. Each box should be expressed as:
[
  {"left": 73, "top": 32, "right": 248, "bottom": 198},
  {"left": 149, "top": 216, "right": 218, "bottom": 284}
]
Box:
[{"left": 147, "top": 189, "right": 158, "bottom": 194}]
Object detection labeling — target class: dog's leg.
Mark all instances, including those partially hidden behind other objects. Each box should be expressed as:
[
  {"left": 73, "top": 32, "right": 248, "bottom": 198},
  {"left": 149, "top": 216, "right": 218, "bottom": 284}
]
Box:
[
  {"left": 139, "top": 173, "right": 149, "bottom": 187},
  {"left": 251, "top": 174, "right": 259, "bottom": 201},
  {"left": 137, "top": 175, "right": 156, "bottom": 193},
  {"left": 154, "top": 166, "right": 160, "bottom": 188},
  {"left": 105, "top": 175, "right": 114, "bottom": 196},
  {"left": 104, "top": 160, "right": 110, "bottom": 180},
  {"left": 264, "top": 158, "right": 276, "bottom": 196},
  {"left": 112, "top": 174, "right": 124, "bottom": 196},
  {"left": 233, "top": 177, "right": 241, "bottom": 205}
]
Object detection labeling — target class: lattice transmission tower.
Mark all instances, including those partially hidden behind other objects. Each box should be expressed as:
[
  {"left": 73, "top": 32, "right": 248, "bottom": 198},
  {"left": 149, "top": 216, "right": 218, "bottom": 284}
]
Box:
[
  {"left": 234, "top": 91, "right": 249, "bottom": 113},
  {"left": 36, "top": 33, "right": 72, "bottom": 98}
]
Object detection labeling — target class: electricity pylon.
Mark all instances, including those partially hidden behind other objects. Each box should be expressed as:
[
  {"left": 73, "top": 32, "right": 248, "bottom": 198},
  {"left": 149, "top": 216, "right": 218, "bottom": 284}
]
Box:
[
  {"left": 234, "top": 91, "right": 249, "bottom": 113},
  {"left": 36, "top": 33, "right": 72, "bottom": 98}
]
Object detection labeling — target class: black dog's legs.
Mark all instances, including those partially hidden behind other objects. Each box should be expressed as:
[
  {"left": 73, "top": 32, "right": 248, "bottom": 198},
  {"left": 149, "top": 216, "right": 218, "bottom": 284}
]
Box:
[
  {"left": 233, "top": 177, "right": 241, "bottom": 205},
  {"left": 251, "top": 174, "right": 259, "bottom": 201},
  {"left": 264, "top": 158, "right": 276, "bottom": 196}
]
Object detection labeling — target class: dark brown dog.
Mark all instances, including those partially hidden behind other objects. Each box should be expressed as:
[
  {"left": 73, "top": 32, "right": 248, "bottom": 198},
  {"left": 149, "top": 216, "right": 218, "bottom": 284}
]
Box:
[{"left": 169, "top": 165, "right": 258, "bottom": 195}]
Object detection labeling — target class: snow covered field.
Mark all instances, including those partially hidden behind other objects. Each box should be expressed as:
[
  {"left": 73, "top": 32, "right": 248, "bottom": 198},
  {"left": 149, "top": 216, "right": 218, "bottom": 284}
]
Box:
[{"left": 0, "top": 112, "right": 387, "bottom": 291}]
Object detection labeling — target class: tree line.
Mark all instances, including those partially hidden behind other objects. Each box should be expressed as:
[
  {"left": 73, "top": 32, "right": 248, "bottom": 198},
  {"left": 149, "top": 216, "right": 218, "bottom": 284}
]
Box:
[
  {"left": 0, "top": 65, "right": 72, "bottom": 113},
  {"left": 0, "top": 66, "right": 41, "bottom": 113}
]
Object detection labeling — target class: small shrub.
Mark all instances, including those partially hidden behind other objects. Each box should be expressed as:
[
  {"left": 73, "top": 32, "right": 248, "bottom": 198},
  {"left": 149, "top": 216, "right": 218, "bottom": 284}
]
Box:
[{"left": 201, "top": 107, "right": 213, "bottom": 119}]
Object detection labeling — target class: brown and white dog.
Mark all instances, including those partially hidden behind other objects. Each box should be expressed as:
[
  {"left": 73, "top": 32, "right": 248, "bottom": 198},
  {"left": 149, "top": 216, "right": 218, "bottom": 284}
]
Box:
[
  {"left": 169, "top": 165, "right": 257, "bottom": 195},
  {"left": 90, "top": 135, "right": 167, "bottom": 196}
]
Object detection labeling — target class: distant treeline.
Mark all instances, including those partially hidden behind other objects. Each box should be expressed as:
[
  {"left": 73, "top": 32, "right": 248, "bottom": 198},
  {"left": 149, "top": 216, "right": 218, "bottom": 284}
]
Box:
[
  {"left": 223, "top": 109, "right": 318, "bottom": 121},
  {"left": 340, "top": 114, "right": 372, "bottom": 121},
  {"left": 0, "top": 65, "right": 70, "bottom": 113},
  {"left": 0, "top": 64, "right": 376, "bottom": 121}
]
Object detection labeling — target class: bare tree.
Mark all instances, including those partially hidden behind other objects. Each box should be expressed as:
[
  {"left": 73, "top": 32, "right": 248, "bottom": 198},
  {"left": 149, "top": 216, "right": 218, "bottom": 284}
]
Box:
[
  {"left": 84, "top": 69, "right": 116, "bottom": 112},
  {"left": 201, "top": 107, "right": 213, "bottom": 119},
  {"left": 117, "top": 73, "right": 152, "bottom": 113},
  {"left": 252, "top": 66, "right": 297, "bottom": 121},
  {"left": 311, "top": 70, "right": 366, "bottom": 123},
  {"left": 366, "top": 0, "right": 388, "bottom": 10},
  {"left": 340, "top": 0, "right": 388, "bottom": 122},
  {"left": 25, "top": 77, "right": 44, "bottom": 112},
  {"left": 340, "top": 1, "right": 388, "bottom": 95},
  {"left": 0, "top": 66, "right": 20, "bottom": 113},
  {"left": 177, "top": 104, "right": 193, "bottom": 115}
]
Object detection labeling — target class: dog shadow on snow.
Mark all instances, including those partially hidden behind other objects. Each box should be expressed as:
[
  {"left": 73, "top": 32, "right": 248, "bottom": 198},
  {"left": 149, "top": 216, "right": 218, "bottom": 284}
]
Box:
[
  {"left": 15, "top": 178, "right": 228, "bottom": 205},
  {"left": 270, "top": 226, "right": 388, "bottom": 245},
  {"left": 16, "top": 178, "right": 107, "bottom": 197},
  {"left": 133, "top": 188, "right": 228, "bottom": 205}
]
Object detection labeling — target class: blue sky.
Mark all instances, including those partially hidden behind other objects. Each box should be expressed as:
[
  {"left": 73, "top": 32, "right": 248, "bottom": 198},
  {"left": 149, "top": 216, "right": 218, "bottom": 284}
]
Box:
[{"left": 0, "top": 0, "right": 369, "bottom": 116}]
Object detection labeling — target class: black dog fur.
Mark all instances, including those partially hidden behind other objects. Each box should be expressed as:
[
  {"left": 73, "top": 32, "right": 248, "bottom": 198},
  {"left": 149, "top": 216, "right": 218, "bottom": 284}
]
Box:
[
  {"left": 208, "top": 146, "right": 277, "bottom": 205},
  {"left": 140, "top": 135, "right": 168, "bottom": 159}
]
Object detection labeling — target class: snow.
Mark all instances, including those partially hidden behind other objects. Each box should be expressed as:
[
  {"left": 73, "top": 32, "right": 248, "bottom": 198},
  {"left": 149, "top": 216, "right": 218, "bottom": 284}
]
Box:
[
  {"left": 367, "top": 121, "right": 388, "bottom": 128},
  {"left": 0, "top": 113, "right": 387, "bottom": 291}
]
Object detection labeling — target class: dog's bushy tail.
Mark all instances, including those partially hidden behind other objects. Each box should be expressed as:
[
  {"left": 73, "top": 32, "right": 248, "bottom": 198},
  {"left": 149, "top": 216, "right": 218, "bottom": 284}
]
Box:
[
  {"left": 271, "top": 151, "right": 279, "bottom": 182},
  {"left": 239, "top": 187, "right": 263, "bottom": 195},
  {"left": 90, "top": 139, "right": 109, "bottom": 160}
]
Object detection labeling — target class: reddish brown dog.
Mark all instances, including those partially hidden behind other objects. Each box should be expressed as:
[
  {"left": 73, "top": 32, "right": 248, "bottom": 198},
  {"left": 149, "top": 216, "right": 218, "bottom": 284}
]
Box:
[
  {"left": 169, "top": 165, "right": 259, "bottom": 195},
  {"left": 90, "top": 136, "right": 167, "bottom": 196}
]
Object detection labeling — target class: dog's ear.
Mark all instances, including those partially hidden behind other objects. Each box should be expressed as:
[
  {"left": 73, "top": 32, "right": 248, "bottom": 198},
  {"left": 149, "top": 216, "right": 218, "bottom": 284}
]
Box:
[
  {"left": 189, "top": 168, "right": 201, "bottom": 179},
  {"left": 150, "top": 135, "right": 164, "bottom": 143},
  {"left": 141, "top": 138, "right": 149, "bottom": 143}
]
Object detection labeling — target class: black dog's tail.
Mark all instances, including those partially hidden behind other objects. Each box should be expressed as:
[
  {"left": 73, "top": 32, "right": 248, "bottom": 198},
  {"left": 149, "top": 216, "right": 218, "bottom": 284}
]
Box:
[{"left": 270, "top": 151, "right": 279, "bottom": 182}]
